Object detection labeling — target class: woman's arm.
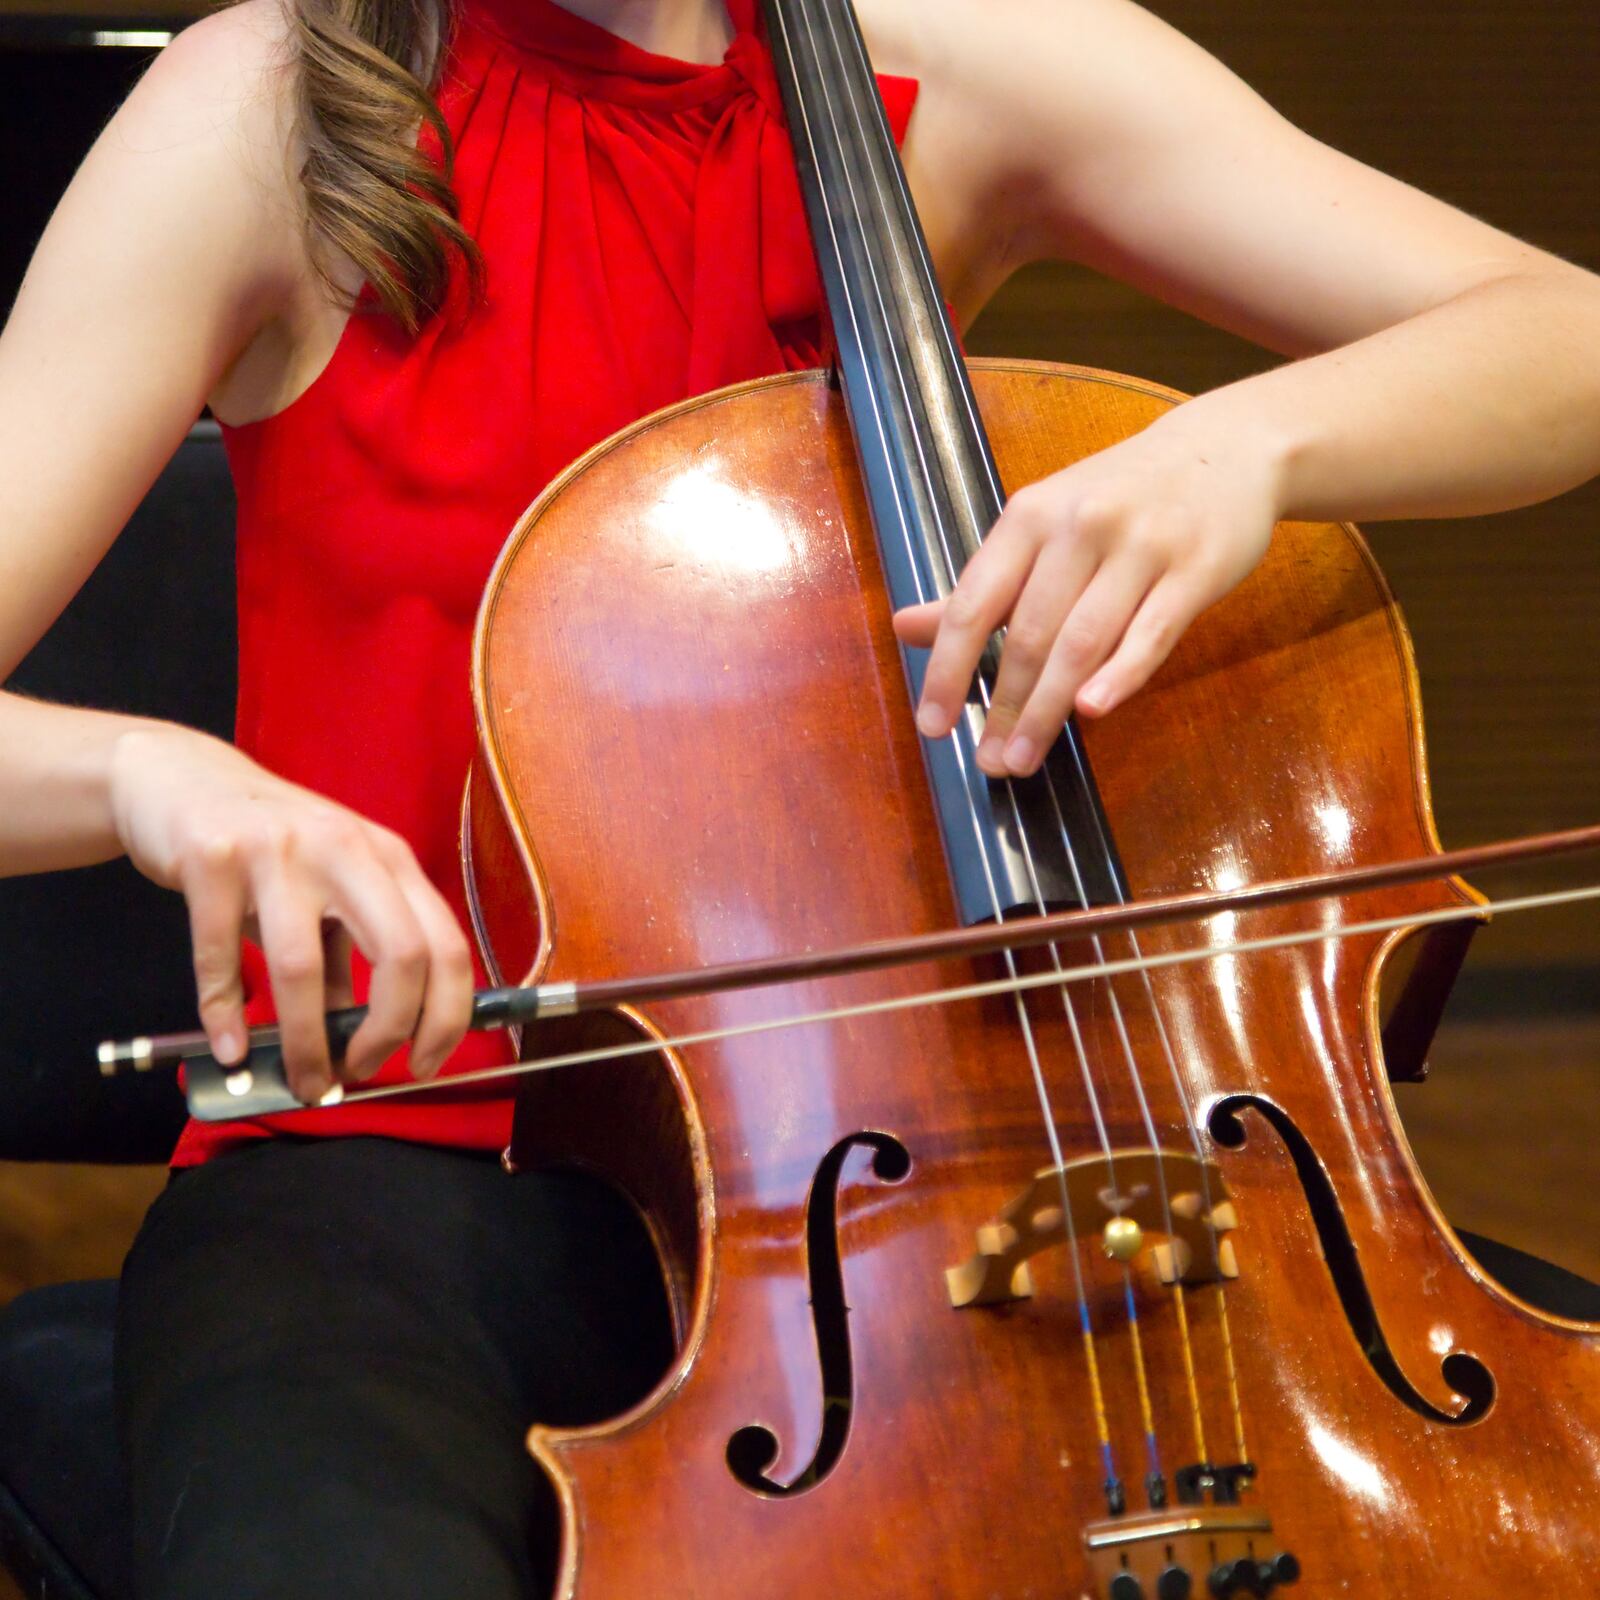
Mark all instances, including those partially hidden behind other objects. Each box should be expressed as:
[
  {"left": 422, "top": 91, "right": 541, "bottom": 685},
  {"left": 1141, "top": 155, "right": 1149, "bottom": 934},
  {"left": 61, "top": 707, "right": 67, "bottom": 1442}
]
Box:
[
  {"left": 895, "top": 0, "right": 1600, "bottom": 768},
  {"left": 0, "top": 2, "right": 473, "bottom": 1097},
  {"left": 0, "top": 3, "right": 300, "bottom": 870}
]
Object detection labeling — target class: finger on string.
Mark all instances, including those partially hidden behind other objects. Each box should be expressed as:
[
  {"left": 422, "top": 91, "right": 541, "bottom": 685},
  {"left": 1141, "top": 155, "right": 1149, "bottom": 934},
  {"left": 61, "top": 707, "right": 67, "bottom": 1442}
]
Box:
[
  {"left": 1000, "top": 550, "right": 1160, "bottom": 777},
  {"left": 905, "top": 505, "right": 1045, "bottom": 738},
  {"left": 889, "top": 597, "right": 942, "bottom": 648},
  {"left": 975, "top": 534, "right": 1100, "bottom": 774},
  {"left": 181, "top": 839, "right": 251, "bottom": 1068},
  {"left": 1078, "top": 570, "right": 1215, "bottom": 719}
]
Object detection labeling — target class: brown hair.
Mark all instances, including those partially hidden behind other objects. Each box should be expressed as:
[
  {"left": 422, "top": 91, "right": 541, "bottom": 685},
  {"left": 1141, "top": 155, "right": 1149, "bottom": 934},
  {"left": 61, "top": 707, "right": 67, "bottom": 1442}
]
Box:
[{"left": 285, "top": 0, "right": 485, "bottom": 333}]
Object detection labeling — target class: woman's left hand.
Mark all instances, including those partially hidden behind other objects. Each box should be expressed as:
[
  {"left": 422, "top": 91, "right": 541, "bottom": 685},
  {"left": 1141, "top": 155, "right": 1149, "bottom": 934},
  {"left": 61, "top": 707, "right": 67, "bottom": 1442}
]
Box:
[{"left": 891, "top": 412, "right": 1285, "bottom": 777}]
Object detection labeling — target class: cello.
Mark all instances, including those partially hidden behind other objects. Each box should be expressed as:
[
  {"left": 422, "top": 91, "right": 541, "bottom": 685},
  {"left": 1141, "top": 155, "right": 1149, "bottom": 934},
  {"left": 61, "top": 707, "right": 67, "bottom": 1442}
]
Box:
[{"left": 115, "top": 0, "right": 1600, "bottom": 1589}]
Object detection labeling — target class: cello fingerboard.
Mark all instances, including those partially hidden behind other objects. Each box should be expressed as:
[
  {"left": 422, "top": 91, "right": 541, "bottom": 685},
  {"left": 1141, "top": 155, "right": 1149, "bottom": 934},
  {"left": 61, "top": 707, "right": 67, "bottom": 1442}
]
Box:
[{"left": 762, "top": 0, "right": 1128, "bottom": 920}]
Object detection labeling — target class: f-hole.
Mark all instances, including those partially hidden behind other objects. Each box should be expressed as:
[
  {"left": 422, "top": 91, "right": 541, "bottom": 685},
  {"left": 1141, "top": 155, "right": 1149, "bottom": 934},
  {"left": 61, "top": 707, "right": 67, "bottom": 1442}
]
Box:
[
  {"left": 726, "top": 1131, "right": 911, "bottom": 1496},
  {"left": 1210, "top": 1094, "right": 1494, "bottom": 1424}
]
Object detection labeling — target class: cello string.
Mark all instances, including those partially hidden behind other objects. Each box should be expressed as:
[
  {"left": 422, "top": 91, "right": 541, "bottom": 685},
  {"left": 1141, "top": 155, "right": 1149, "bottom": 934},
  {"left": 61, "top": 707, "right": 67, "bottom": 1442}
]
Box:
[
  {"left": 1215, "top": 1281, "right": 1249, "bottom": 1466},
  {"left": 800, "top": 0, "right": 1172, "bottom": 1498},
  {"left": 961, "top": 726, "right": 1171, "bottom": 1487},
  {"left": 773, "top": 0, "right": 1127, "bottom": 1507},
  {"left": 800, "top": 0, "right": 1126, "bottom": 1178},
  {"left": 265, "top": 882, "right": 1600, "bottom": 1110},
  {"left": 1169, "top": 1280, "right": 1211, "bottom": 1467},
  {"left": 865, "top": 42, "right": 1253, "bottom": 1456},
  {"left": 790, "top": 0, "right": 1139, "bottom": 1497},
  {"left": 1030, "top": 768, "right": 1229, "bottom": 1465},
  {"left": 849, "top": 0, "right": 1256, "bottom": 1411},
  {"left": 813, "top": 0, "right": 1177, "bottom": 1487},
  {"left": 873, "top": 0, "right": 1251, "bottom": 1444},
  {"left": 1051, "top": 740, "right": 1253, "bottom": 1459}
]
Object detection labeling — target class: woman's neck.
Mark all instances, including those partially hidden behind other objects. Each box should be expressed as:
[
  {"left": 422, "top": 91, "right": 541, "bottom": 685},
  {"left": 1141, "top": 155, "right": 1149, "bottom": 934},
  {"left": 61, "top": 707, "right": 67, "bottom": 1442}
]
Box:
[{"left": 548, "top": 0, "right": 735, "bottom": 64}]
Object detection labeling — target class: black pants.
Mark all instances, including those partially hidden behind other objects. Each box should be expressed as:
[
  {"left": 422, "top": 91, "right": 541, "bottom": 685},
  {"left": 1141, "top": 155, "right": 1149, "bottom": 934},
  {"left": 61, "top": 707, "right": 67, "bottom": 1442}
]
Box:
[{"left": 113, "top": 1138, "right": 674, "bottom": 1600}]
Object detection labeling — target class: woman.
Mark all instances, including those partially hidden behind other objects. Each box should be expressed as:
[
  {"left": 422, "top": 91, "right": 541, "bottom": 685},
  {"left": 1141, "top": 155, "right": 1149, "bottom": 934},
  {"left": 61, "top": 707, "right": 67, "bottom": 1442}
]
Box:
[{"left": 1, "top": 0, "right": 1597, "bottom": 1594}]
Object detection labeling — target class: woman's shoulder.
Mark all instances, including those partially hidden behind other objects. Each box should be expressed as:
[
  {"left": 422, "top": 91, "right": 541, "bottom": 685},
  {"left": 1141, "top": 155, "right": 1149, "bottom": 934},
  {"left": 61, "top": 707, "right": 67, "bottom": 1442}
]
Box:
[
  {"left": 123, "top": 3, "right": 349, "bottom": 425},
  {"left": 129, "top": 0, "right": 301, "bottom": 166},
  {"left": 165, "top": 0, "right": 295, "bottom": 67},
  {"left": 110, "top": 0, "right": 311, "bottom": 304}
]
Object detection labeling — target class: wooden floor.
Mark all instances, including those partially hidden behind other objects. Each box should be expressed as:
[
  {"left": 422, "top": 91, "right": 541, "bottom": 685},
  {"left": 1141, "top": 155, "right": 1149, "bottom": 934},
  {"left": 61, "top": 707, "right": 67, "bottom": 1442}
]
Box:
[
  {"left": 0, "top": 1163, "right": 165, "bottom": 1309},
  {"left": 0, "top": 1016, "right": 1595, "bottom": 1600}
]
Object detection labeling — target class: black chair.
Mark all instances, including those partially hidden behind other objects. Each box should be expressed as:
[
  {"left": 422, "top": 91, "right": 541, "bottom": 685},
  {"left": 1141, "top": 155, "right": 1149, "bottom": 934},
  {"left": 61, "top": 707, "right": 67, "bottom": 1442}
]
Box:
[{"left": 0, "top": 420, "right": 235, "bottom": 1600}]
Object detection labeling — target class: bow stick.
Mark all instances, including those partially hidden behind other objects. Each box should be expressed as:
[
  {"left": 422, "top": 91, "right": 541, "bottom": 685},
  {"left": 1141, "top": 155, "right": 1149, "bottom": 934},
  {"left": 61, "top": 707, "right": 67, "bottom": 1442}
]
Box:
[{"left": 100, "top": 819, "right": 1600, "bottom": 1083}]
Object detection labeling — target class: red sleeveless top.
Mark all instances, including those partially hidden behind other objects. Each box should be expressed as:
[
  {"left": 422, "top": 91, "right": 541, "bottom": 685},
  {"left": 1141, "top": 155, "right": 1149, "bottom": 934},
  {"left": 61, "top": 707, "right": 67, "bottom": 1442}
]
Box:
[{"left": 174, "top": 0, "right": 919, "bottom": 1165}]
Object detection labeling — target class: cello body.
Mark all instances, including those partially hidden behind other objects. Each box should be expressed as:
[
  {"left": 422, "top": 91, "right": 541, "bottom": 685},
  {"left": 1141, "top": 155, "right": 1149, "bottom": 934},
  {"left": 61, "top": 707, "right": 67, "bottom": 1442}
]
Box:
[{"left": 463, "top": 358, "right": 1600, "bottom": 1597}]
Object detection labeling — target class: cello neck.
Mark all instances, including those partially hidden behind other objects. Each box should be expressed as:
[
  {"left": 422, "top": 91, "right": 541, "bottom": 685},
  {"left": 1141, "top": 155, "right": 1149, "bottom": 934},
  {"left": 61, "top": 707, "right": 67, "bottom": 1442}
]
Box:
[
  {"left": 763, "top": 0, "right": 1127, "bottom": 918},
  {"left": 763, "top": 0, "right": 1001, "bottom": 576}
]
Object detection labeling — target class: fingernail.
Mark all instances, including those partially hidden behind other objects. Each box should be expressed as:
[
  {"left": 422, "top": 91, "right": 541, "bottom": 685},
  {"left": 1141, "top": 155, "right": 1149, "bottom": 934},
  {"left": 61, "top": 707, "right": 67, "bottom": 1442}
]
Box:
[
  {"left": 1080, "top": 683, "right": 1111, "bottom": 715},
  {"left": 216, "top": 1027, "right": 245, "bottom": 1066},
  {"left": 1004, "top": 736, "right": 1037, "bottom": 774},
  {"left": 976, "top": 736, "right": 1006, "bottom": 773},
  {"left": 916, "top": 703, "right": 949, "bottom": 739}
]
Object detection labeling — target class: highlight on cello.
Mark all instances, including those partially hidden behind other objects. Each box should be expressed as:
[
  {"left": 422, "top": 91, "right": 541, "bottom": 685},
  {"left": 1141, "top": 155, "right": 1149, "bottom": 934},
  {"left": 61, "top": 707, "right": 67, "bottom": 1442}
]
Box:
[{"left": 1, "top": 0, "right": 1599, "bottom": 1596}]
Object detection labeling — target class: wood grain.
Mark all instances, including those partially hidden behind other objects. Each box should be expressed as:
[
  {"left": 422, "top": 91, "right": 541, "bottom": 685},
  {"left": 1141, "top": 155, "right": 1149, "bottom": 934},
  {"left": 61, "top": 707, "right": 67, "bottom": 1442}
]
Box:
[{"left": 0, "top": 1165, "right": 165, "bottom": 1307}]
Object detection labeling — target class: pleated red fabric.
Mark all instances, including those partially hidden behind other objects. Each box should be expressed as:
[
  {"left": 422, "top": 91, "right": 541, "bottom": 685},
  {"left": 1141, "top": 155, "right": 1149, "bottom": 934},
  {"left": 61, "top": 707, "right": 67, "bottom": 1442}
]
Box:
[{"left": 175, "top": 0, "right": 919, "bottom": 1165}]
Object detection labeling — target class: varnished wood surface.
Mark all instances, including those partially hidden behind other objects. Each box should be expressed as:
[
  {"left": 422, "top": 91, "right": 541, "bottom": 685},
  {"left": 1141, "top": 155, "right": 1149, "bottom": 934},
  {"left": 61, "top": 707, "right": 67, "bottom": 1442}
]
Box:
[
  {"left": 0, "top": 1010, "right": 1591, "bottom": 1600},
  {"left": 0, "top": 1164, "right": 164, "bottom": 1307},
  {"left": 4, "top": 1023, "right": 1586, "bottom": 1313},
  {"left": 972, "top": 267, "right": 1600, "bottom": 974},
  {"left": 1, "top": 2, "right": 1595, "bottom": 1589},
  {"left": 471, "top": 363, "right": 1597, "bottom": 1595}
]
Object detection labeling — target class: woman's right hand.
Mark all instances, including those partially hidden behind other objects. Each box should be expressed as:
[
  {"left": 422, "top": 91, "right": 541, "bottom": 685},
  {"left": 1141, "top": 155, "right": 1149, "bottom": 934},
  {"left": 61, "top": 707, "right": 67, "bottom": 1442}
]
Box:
[
  {"left": 108, "top": 724, "right": 476, "bottom": 1105},
  {"left": 0, "top": 2, "right": 465, "bottom": 1108}
]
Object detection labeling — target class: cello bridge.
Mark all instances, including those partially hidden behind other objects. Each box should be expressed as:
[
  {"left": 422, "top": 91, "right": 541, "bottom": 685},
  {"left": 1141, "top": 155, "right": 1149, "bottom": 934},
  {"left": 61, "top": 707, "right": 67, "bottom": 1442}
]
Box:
[{"left": 945, "top": 1149, "right": 1238, "bottom": 1308}]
